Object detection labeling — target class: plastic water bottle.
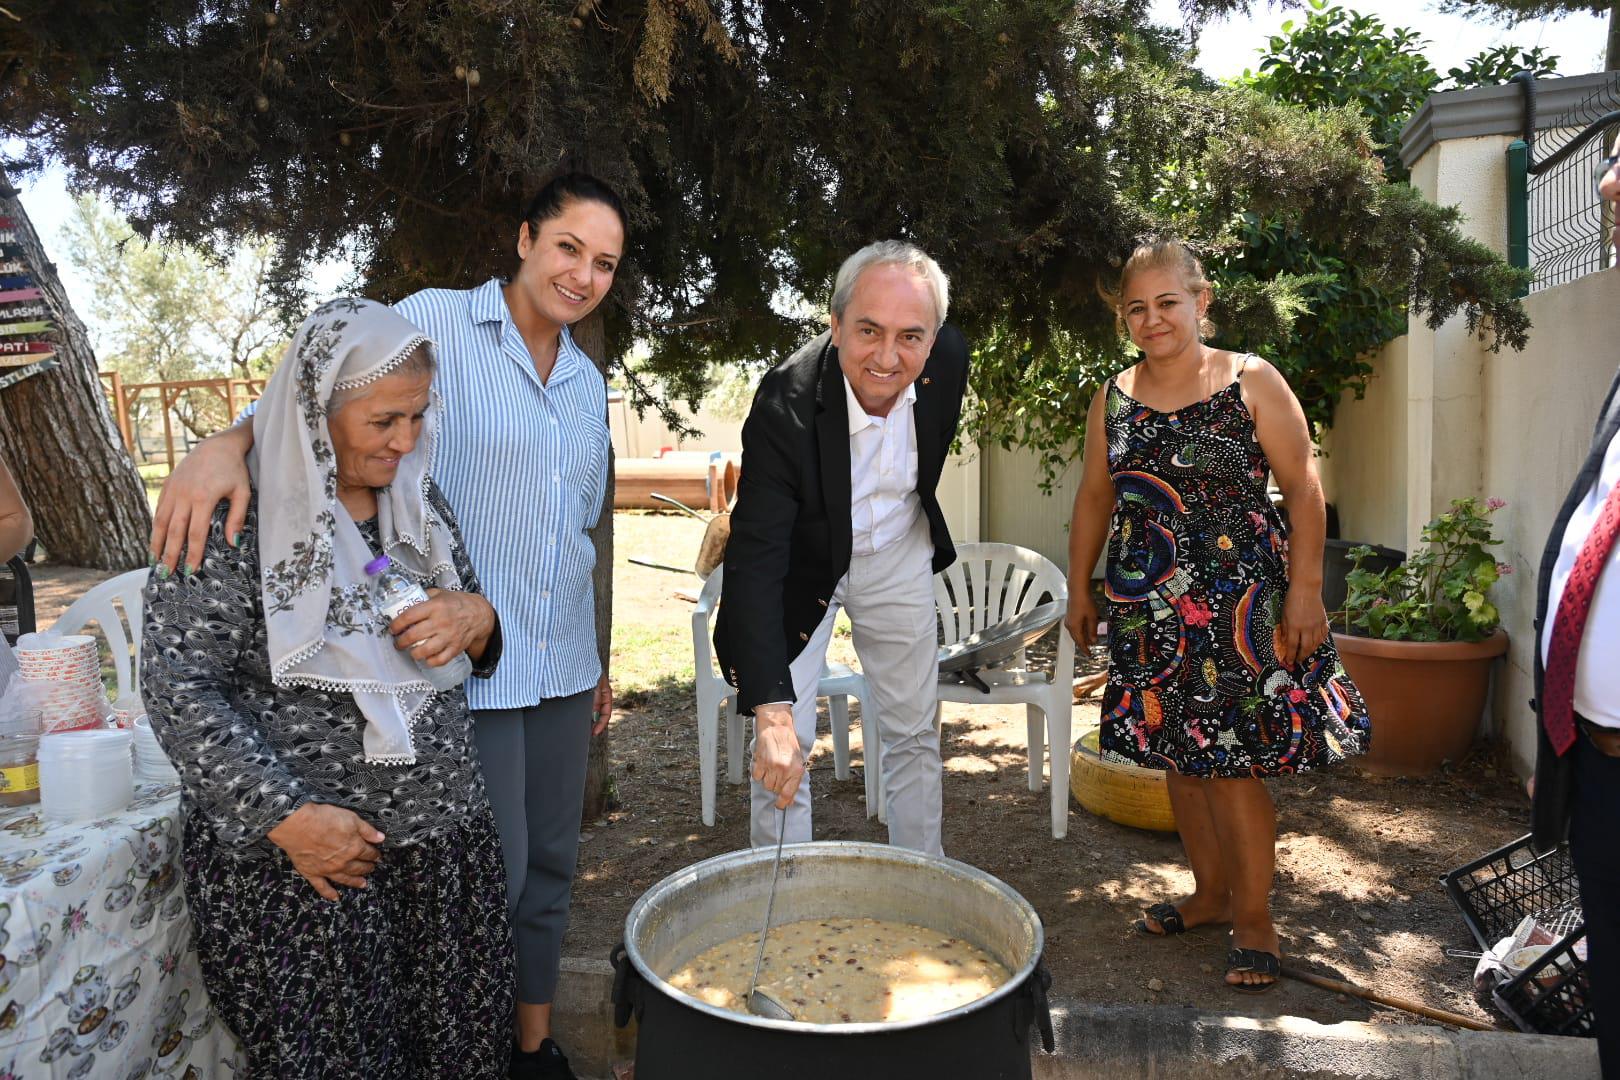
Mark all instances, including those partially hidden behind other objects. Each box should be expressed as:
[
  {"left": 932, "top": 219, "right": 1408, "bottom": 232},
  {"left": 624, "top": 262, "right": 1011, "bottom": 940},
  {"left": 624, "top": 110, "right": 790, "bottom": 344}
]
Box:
[{"left": 365, "top": 555, "right": 473, "bottom": 692}]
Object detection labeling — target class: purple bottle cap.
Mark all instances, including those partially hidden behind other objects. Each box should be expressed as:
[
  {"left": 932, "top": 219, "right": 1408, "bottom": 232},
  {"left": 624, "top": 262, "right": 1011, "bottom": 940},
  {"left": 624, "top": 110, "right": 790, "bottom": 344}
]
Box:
[{"left": 364, "top": 555, "right": 392, "bottom": 576}]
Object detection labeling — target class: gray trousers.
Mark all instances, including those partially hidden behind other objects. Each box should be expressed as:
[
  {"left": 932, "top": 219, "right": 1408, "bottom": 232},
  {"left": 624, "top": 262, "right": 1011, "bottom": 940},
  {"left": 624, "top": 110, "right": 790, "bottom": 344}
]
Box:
[
  {"left": 750, "top": 512, "right": 943, "bottom": 854},
  {"left": 474, "top": 690, "right": 594, "bottom": 1004}
]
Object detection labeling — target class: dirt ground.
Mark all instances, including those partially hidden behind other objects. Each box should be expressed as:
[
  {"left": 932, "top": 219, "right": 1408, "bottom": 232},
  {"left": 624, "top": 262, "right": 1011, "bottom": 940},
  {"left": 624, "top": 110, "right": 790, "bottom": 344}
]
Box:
[
  {"left": 28, "top": 562, "right": 116, "bottom": 630},
  {"left": 31, "top": 512, "right": 1534, "bottom": 1029},
  {"left": 574, "top": 513, "right": 1531, "bottom": 1030}
]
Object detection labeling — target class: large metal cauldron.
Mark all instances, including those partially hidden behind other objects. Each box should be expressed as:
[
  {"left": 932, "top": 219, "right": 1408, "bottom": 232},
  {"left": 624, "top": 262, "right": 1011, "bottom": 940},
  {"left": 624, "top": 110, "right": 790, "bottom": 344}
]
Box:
[{"left": 611, "top": 842, "right": 1053, "bottom": 1080}]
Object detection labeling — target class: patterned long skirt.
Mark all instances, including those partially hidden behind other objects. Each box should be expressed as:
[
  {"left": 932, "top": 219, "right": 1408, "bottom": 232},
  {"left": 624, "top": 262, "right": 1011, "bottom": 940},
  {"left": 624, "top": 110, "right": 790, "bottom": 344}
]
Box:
[{"left": 182, "top": 809, "right": 514, "bottom": 1079}]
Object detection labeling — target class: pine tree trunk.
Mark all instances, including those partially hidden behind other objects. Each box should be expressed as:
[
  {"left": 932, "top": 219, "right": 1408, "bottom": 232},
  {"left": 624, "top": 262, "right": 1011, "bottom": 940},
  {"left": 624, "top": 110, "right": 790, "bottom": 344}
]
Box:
[
  {"left": 0, "top": 172, "right": 151, "bottom": 570},
  {"left": 1608, "top": 2, "right": 1620, "bottom": 70},
  {"left": 571, "top": 308, "right": 616, "bottom": 821}
]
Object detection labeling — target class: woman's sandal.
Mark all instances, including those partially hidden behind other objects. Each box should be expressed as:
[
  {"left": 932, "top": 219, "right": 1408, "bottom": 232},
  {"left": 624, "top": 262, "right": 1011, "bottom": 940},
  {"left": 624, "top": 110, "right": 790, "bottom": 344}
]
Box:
[
  {"left": 1225, "top": 947, "right": 1281, "bottom": 994},
  {"left": 1134, "top": 901, "right": 1187, "bottom": 937}
]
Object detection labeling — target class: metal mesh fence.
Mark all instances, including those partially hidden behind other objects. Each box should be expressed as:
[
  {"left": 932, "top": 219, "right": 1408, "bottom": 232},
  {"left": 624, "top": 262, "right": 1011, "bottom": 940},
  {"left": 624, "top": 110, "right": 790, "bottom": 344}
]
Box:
[{"left": 1526, "top": 72, "right": 1620, "bottom": 293}]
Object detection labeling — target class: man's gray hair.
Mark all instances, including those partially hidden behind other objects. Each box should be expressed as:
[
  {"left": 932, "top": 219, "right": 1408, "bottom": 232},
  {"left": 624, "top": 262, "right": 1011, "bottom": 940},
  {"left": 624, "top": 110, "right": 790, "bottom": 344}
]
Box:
[{"left": 830, "top": 241, "right": 950, "bottom": 329}]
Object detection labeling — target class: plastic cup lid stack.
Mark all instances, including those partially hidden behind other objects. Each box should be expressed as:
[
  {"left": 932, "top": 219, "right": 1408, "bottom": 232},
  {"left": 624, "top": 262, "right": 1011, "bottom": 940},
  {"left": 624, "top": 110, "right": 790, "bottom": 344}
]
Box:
[
  {"left": 38, "top": 728, "right": 134, "bottom": 822},
  {"left": 131, "top": 715, "right": 179, "bottom": 785}
]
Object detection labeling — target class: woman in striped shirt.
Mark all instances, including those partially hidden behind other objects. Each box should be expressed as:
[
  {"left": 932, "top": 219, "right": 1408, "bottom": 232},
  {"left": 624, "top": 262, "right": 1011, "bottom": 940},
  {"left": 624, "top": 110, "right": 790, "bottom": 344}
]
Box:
[{"left": 151, "top": 173, "right": 627, "bottom": 1080}]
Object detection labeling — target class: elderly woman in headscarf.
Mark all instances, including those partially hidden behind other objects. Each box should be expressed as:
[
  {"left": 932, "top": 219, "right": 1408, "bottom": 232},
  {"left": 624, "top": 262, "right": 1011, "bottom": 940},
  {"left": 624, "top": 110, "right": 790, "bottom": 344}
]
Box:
[{"left": 140, "top": 298, "right": 513, "bottom": 1077}]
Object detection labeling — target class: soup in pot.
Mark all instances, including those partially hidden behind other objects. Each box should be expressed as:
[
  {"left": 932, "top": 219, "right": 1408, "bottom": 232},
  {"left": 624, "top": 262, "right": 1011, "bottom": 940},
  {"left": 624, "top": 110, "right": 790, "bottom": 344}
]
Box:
[{"left": 666, "top": 916, "right": 1009, "bottom": 1024}]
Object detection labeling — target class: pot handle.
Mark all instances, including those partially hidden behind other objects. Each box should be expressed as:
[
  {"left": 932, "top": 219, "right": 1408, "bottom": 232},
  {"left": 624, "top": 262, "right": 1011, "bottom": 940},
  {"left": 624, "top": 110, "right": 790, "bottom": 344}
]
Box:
[
  {"left": 610, "top": 942, "right": 644, "bottom": 1029},
  {"left": 1015, "top": 961, "right": 1055, "bottom": 1053}
]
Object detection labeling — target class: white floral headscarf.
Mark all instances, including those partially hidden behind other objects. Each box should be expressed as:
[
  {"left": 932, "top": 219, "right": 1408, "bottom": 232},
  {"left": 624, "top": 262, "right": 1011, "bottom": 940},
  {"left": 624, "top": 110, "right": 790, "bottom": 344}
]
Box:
[{"left": 248, "top": 297, "right": 462, "bottom": 765}]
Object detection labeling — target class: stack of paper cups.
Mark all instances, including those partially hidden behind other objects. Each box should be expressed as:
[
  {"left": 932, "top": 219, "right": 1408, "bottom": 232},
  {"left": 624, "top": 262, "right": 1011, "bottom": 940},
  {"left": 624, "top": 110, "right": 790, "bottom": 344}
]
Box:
[
  {"left": 132, "top": 715, "right": 179, "bottom": 785},
  {"left": 111, "top": 694, "right": 145, "bottom": 731},
  {"left": 14, "top": 635, "right": 109, "bottom": 733},
  {"left": 38, "top": 729, "right": 134, "bottom": 822}
]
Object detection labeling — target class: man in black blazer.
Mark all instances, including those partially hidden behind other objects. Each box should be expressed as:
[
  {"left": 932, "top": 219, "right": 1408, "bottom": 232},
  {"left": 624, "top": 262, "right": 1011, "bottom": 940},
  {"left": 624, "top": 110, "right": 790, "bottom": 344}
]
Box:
[
  {"left": 1529, "top": 143, "right": 1620, "bottom": 1077},
  {"left": 716, "top": 241, "right": 968, "bottom": 854}
]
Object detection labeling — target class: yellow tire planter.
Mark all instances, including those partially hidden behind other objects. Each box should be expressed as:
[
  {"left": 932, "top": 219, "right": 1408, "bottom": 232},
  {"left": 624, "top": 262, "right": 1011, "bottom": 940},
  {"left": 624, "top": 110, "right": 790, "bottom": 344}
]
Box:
[{"left": 1069, "top": 726, "right": 1178, "bottom": 833}]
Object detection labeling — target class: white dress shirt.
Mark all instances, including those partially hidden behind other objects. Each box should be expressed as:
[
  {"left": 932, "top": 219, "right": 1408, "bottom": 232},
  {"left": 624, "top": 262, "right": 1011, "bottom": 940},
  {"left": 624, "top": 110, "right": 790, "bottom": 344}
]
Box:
[
  {"left": 845, "top": 375, "right": 922, "bottom": 557},
  {"left": 1541, "top": 426, "right": 1620, "bottom": 728}
]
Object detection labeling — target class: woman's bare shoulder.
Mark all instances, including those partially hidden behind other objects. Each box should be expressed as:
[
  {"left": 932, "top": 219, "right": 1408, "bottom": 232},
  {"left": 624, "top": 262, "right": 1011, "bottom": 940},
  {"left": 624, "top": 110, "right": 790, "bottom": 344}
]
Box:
[
  {"left": 1227, "top": 352, "right": 1291, "bottom": 392},
  {"left": 1110, "top": 360, "right": 1145, "bottom": 398}
]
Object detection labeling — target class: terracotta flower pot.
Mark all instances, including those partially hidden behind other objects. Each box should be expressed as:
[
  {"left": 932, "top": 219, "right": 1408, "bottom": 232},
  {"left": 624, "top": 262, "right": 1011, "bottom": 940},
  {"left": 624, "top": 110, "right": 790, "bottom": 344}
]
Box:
[{"left": 1332, "top": 628, "right": 1509, "bottom": 777}]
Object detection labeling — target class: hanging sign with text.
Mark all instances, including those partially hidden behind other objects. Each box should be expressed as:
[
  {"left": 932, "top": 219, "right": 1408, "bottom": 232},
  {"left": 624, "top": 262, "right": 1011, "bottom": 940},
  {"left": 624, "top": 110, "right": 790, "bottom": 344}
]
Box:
[{"left": 0, "top": 226, "right": 58, "bottom": 387}]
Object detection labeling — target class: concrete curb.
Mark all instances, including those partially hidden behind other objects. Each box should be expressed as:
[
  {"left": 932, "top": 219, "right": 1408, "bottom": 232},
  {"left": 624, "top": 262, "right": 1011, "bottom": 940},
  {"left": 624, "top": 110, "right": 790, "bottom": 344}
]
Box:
[
  {"left": 553, "top": 957, "right": 638, "bottom": 1075},
  {"left": 1036, "top": 1001, "right": 1599, "bottom": 1079},
  {"left": 551, "top": 958, "right": 1600, "bottom": 1079}
]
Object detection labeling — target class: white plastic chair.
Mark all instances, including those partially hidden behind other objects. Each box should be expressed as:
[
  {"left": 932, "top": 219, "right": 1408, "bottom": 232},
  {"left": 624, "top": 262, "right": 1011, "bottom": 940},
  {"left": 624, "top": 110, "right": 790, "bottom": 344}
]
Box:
[
  {"left": 866, "top": 543, "right": 1076, "bottom": 839},
  {"left": 691, "top": 566, "right": 871, "bottom": 827},
  {"left": 49, "top": 569, "right": 149, "bottom": 701}
]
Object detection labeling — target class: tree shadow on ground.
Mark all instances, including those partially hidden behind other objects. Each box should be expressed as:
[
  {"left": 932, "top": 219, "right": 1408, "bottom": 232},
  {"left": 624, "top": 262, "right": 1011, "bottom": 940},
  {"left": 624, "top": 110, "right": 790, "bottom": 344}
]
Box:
[{"left": 566, "top": 672, "right": 1529, "bottom": 1030}]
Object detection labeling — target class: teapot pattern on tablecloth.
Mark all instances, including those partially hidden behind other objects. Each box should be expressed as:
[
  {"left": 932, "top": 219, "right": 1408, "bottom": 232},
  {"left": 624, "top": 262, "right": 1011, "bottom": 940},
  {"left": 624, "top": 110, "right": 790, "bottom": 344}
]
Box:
[
  {"left": 117, "top": 985, "right": 215, "bottom": 1080},
  {"left": 48, "top": 839, "right": 89, "bottom": 891},
  {"left": 13, "top": 919, "right": 50, "bottom": 967},
  {"left": 0, "top": 848, "right": 42, "bottom": 888},
  {"left": 105, "top": 819, "right": 179, "bottom": 930},
  {"left": 0, "top": 901, "right": 10, "bottom": 997},
  {"left": 0, "top": 788, "right": 242, "bottom": 1077},
  {"left": 148, "top": 986, "right": 222, "bottom": 1076},
  {"left": 0, "top": 898, "right": 50, "bottom": 1041},
  {"left": 40, "top": 963, "right": 141, "bottom": 1072},
  {"left": 2, "top": 813, "right": 44, "bottom": 842}
]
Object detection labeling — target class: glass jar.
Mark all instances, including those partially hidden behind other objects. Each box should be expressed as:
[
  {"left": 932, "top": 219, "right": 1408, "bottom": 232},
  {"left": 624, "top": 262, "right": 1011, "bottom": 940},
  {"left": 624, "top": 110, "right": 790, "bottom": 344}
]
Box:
[{"left": 0, "top": 733, "right": 40, "bottom": 807}]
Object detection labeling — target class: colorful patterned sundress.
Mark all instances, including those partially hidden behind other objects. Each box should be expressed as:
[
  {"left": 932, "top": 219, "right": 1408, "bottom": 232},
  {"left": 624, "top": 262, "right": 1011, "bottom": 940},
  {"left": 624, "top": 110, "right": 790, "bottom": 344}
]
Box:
[{"left": 1096, "top": 361, "right": 1372, "bottom": 778}]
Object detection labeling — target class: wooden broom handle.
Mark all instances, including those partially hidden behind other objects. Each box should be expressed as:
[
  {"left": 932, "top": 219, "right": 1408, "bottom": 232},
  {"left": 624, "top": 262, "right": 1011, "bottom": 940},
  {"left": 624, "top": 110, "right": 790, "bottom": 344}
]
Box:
[{"left": 1280, "top": 966, "right": 1497, "bottom": 1031}]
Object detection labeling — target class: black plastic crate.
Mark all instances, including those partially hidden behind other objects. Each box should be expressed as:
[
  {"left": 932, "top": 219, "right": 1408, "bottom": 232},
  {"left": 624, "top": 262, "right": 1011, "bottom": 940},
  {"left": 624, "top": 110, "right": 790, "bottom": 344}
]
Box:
[
  {"left": 1442, "top": 833, "right": 1581, "bottom": 949},
  {"left": 1492, "top": 925, "right": 1595, "bottom": 1038},
  {"left": 1444, "top": 833, "right": 1594, "bottom": 1037}
]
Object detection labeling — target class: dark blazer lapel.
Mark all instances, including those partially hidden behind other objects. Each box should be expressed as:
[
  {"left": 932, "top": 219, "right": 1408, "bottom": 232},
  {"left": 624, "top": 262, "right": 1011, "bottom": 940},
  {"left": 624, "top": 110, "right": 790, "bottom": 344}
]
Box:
[
  {"left": 914, "top": 353, "right": 946, "bottom": 484},
  {"left": 815, "top": 339, "right": 854, "bottom": 572}
]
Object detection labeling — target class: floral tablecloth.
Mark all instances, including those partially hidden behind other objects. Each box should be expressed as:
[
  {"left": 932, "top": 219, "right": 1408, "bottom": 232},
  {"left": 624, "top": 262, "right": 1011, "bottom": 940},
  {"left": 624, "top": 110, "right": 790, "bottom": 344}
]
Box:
[{"left": 0, "top": 782, "right": 245, "bottom": 1078}]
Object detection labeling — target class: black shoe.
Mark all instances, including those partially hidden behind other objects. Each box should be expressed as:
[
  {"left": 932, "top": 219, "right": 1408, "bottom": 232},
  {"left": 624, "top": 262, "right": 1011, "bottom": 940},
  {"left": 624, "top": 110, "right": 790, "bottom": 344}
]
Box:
[{"left": 510, "top": 1038, "right": 577, "bottom": 1080}]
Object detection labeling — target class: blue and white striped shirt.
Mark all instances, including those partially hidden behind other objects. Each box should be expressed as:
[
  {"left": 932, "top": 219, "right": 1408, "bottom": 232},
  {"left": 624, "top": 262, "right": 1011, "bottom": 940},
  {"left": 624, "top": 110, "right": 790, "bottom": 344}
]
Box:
[
  {"left": 241, "top": 279, "right": 609, "bottom": 706},
  {"left": 394, "top": 278, "right": 610, "bottom": 709}
]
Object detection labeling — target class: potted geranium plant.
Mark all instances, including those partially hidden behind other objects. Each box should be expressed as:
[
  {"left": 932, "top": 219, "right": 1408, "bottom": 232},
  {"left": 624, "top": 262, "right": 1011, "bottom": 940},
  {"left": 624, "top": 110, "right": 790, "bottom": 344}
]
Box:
[{"left": 1332, "top": 497, "right": 1511, "bottom": 776}]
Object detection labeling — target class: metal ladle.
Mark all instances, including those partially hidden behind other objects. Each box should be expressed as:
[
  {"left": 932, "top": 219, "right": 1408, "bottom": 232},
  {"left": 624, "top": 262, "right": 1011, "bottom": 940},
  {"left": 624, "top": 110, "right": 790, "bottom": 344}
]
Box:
[
  {"left": 744, "top": 807, "right": 795, "bottom": 1021},
  {"left": 651, "top": 491, "right": 709, "bottom": 522}
]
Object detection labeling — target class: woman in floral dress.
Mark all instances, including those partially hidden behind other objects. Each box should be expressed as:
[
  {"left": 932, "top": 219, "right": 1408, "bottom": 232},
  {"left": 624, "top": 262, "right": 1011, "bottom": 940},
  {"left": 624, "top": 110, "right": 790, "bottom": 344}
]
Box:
[
  {"left": 1063, "top": 239, "right": 1371, "bottom": 992},
  {"left": 142, "top": 299, "right": 513, "bottom": 1075}
]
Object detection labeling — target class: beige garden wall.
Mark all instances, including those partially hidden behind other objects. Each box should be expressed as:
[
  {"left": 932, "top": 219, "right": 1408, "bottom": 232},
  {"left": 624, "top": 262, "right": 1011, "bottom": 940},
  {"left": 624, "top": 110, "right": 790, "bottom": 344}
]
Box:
[
  {"left": 1319, "top": 121, "right": 1620, "bottom": 774},
  {"left": 1318, "top": 336, "right": 1408, "bottom": 550},
  {"left": 982, "top": 444, "right": 1082, "bottom": 572}
]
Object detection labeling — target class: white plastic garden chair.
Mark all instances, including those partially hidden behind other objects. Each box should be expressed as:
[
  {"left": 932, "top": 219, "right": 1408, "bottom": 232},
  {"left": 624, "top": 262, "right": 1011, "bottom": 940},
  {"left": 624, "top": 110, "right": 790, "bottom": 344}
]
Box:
[
  {"left": 49, "top": 569, "right": 150, "bottom": 701},
  {"left": 691, "top": 566, "right": 871, "bottom": 827},
  {"left": 868, "top": 543, "right": 1075, "bottom": 839}
]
